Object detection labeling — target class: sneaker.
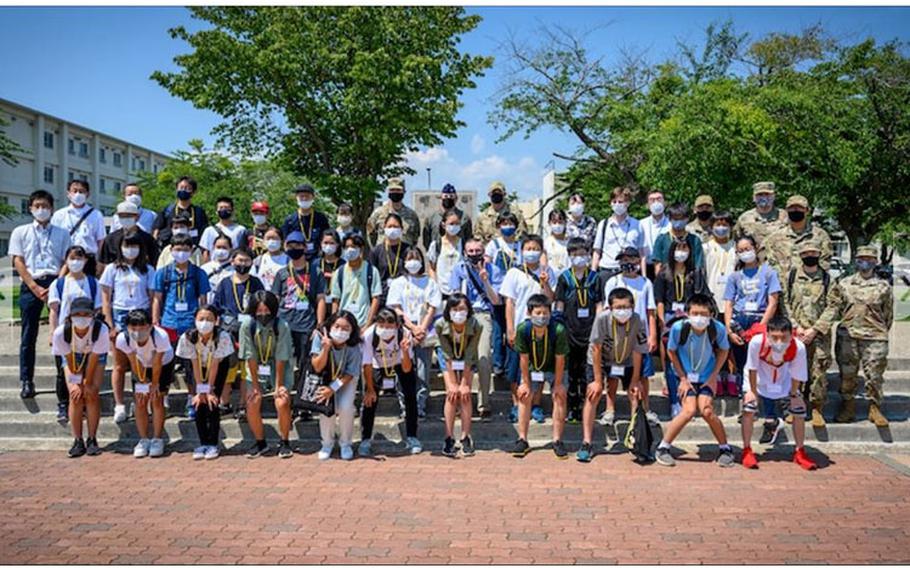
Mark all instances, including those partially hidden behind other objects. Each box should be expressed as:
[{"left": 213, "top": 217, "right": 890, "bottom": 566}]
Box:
[
  {"left": 576, "top": 442, "right": 594, "bottom": 463},
  {"left": 85, "top": 437, "right": 101, "bottom": 456},
  {"left": 317, "top": 444, "right": 333, "bottom": 460},
  {"left": 358, "top": 439, "right": 372, "bottom": 457},
  {"left": 185, "top": 403, "right": 196, "bottom": 421},
  {"left": 149, "top": 438, "right": 165, "bottom": 458},
  {"left": 192, "top": 446, "right": 206, "bottom": 460},
  {"left": 760, "top": 418, "right": 784, "bottom": 445},
  {"left": 218, "top": 403, "right": 233, "bottom": 416},
  {"left": 133, "top": 438, "right": 151, "bottom": 458},
  {"left": 56, "top": 403, "right": 69, "bottom": 424},
  {"left": 531, "top": 406, "right": 546, "bottom": 424},
  {"left": 511, "top": 438, "right": 530, "bottom": 458},
  {"left": 479, "top": 408, "right": 492, "bottom": 420},
  {"left": 655, "top": 447, "right": 675, "bottom": 467},
  {"left": 247, "top": 441, "right": 268, "bottom": 459},
  {"left": 460, "top": 436, "right": 475, "bottom": 456},
  {"left": 793, "top": 447, "right": 818, "bottom": 471},
  {"left": 406, "top": 436, "right": 423, "bottom": 455},
  {"left": 442, "top": 437, "right": 457, "bottom": 457},
  {"left": 234, "top": 407, "right": 247, "bottom": 422},
  {"left": 113, "top": 403, "right": 128, "bottom": 424},
  {"left": 716, "top": 447, "right": 735, "bottom": 468},
  {"left": 741, "top": 447, "right": 758, "bottom": 469},
  {"left": 670, "top": 402, "right": 682, "bottom": 418},
  {"left": 204, "top": 445, "right": 220, "bottom": 460},
  {"left": 68, "top": 438, "right": 86, "bottom": 458},
  {"left": 508, "top": 406, "right": 518, "bottom": 424},
  {"left": 552, "top": 440, "right": 568, "bottom": 460},
  {"left": 278, "top": 441, "right": 293, "bottom": 459},
  {"left": 645, "top": 410, "right": 660, "bottom": 426},
  {"left": 340, "top": 445, "right": 354, "bottom": 461},
  {"left": 598, "top": 409, "right": 616, "bottom": 426}
]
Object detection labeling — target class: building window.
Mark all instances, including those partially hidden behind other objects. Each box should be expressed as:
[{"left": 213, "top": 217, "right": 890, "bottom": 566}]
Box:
[
  {"left": 138, "top": 159, "right": 145, "bottom": 171},
  {"left": 68, "top": 171, "right": 74, "bottom": 181},
  {"left": 99, "top": 148, "right": 106, "bottom": 163},
  {"left": 114, "top": 181, "right": 121, "bottom": 192},
  {"left": 113, "top": 152, "right": 122, "bottom": 167},
  {"left": 43, "top": 166, "right": 54, "bottom": 184},
  {"left": 0, "top": 239, "right": 8, "bottom": 257},
  {"left": 79, "top": 142, "right": 89, "bottom": 158},
  {"left": 68, "top": 139, "right": 74, "bottom": 155},
  {"left": 20, "top": 199, "right": 29, "bottom": 215},
  {"left": 100, "top": 178, "right": 106, "bottom": 193},
  {"left": 79, "top": 173, "right": 88, "bottom": 182},
  {"left": 43, "top": 132, "right": 54, "bottom": 149}
]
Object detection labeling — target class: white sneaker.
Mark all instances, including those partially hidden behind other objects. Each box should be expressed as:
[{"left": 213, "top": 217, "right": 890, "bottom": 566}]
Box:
[
  {"left": 133, "top": 438, "right": 150, "bottom": 458},
  {"left": 671, "top": 403, "right": 682, "bottom": 418},
  {"left": 192, "top": 446, "right": 206, "bottom": 460},
  {"left": 162, "top": 394, "right": 170, "bottom": 411},
  {"left": 317, "top": 445, "right": 333, "bottom": 461},
  {"left": 114, "top": 404, "right": 128, "bottom": 424},
  {"left": 646, "top": 410, "right": 660, "bottom": 426},
  {"left": 340, "top": 445, "right": 354, "bottom": 461},
  {"left": 598, "top": 409, "right": 616, "bottom": 426},
  {"left": 148, "top": 438, "right": 165, "bottom": 458},
  {"left": 358, "top": 439, "right": 372, "bottom": 457},
  {"left": 406, "top": 436, "right": 422, "bottom": 455},
  {"left": 204, "top": 445, "right": 220, "bottom": 460}
]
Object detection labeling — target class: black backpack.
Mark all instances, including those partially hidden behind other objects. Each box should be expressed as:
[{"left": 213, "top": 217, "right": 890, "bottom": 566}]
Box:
[{"left": 676, "top": 319, "right": 722, "bottom": 353}]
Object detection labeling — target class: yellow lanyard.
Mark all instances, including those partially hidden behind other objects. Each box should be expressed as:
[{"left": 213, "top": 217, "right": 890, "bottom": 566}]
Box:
[
  {"left": 674, "top": 271, "right": 686, "bottom": 302},
  {"left": 452, "top": 325, "right": 467, "bottom": 360},
  {"left": 385, "top": 241, "right": 402, "bottom": 278},
  {"left": 570, "top": 268, "right": 589, "bottom": 308},
  {"left": 329, "top": 347, "right": 346, "bottom": 381},
  {"left": 255, "top": 328, "right": 273, "bottom": 364},
  {"left": 497, "top": 239, "right": 514, "bottom": 269},
  {"left": 129, "top": 352, "right": 147, "bottom": 383},
  {"left": 195, "top": 336, "right": 215, "bottom": 380},
  {"left": 174, "top": 268, "right": 187, "bottom": 302},
  {"left": 530, "top": 327, "right": 548, "bottom": 371},
  {"left": 378, "top": 338, "right": 397, "bottom": 378},
  {"left": 67, "top": 335, "right": 89, "bottom": 375},
  {"left": 298, "top": 208, "right": 315, "bottom": 242},
  {"left": 611, "top": 318, "right": 630, "bottom": 364},
  {"left": 288, "top": 262, "right": 309, "bottom": 297},
  {"left": 231, "top": 278, "right": 249, "bottom": 312},
  {"left": 688, "top": 330, "right": 709, "bottom": 374}
]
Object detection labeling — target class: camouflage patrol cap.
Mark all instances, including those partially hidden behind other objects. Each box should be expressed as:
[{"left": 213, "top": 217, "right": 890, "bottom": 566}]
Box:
[
  {"left": 855, "top": 245, "right": 878, "bottom": 259},
  {"left": 387, "top": 177, "right": 404, "bottom": 191},
  {"left": 752, "top": 181, "right": 776, "bottom": 195},
  {"left": 489, "top": 181, "right": 506, "bottom": 194},
  {"left": 694, "top": 195, "right": 714, "bottom": 208},
  {"left": 786, "top": 195, "right": 809, "bottom": 209},
  {"left": 797, "top": 240, "right": 822, "bottom": 255}
]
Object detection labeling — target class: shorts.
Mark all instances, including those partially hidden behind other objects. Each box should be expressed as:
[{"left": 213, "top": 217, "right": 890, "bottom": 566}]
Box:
[
  {"left": 584, "top": 353, "right": 653, "bottom": 391},
  {"left": 112, "top": 308, "right": 131, "bottom": 332},
  {"left": 744, "top": 395, "right": 807, "bottom": 419},
  {"left": 519, "top": 371, "right": 563, "bottom": 391},
  {"left": 685, "top": 383, "right": 715, "bottom": 398},
  {"left": 130, "top": 359, "right": 175, "bottom": 393}
]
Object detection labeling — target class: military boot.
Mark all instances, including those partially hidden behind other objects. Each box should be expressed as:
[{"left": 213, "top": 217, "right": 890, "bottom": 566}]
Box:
[
  {"left": 868, "top": 403, "right": 889, "bottom": 427},
  {"left": 834, "top": 399, "right": 855, "bottom": 423},
  {"left": 810, "top": 404, "right": 826, "bottom": 427}
]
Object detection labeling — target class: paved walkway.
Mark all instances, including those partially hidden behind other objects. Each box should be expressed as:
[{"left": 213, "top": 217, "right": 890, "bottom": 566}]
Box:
[{"left": 1, "top": 450, "right": 909, "bottom": 564}]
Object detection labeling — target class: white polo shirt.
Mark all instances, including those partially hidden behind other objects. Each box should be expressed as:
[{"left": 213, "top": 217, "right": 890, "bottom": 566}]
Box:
[
  {"left": 115, "top": 327, "right": 175, "bottom": 367},
  {"left": 199, "top": 223, "right": 248, "bottom": 252},
  {"left": 639, "top": 214, "right": 670, "bottom": 262},
  {"left": 50, "top": 204, "right": 106, "bottom": 255},
  {"left": 593, "top": 216, "right": 644, "bottom": 270}
]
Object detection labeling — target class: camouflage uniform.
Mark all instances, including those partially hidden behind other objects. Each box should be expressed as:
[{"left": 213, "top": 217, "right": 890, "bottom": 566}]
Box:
[
  {"left": 734, "top": 182, "right": 788, "bottom": 260},
  {"left": 474, "top": 182, "right": 530, "bottom": 244},
  {"left": 763, "top": 195, "right": 833, "bottom": 278},
  {"left": 687, "top": 194, "right": 714, "bottom": 243},
  {"left": 816, "top": 246, "right": 893, "bottom": 414}
]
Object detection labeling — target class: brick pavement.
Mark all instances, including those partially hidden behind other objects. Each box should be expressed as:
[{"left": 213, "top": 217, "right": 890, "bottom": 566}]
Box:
[{"left": 1, "top": 450, "right": 909, "bottom": 564}]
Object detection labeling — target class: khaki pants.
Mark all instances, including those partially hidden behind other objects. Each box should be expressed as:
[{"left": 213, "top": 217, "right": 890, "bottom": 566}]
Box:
[
  {"left": 834, "top": 328, "right": 888, "bottom": 406},
  {"left": 474, "top": 311, "right": 494, "bottom": 412}
]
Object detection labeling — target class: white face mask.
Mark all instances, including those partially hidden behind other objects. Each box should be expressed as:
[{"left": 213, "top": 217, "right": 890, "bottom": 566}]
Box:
[
  {"left": 674, "top": 250, "right": 690, "bottom": 263},
  {"left": 172, "top": 228, "right": 189, "bottom": 237},
  {"left": 738, "top": 250, "right": 757, "bottom": 264},
  {"left": 266, "top": 239, "right": 282, "bottom": 253},
  {"left": 649, "top": 201, "right": 665, "bottom": 216},
  {"left": 119, "top": 216, "right": 137, "bottom": 230},
  {"left": 337, "top": 215, "right": 352, "bottom": 227},
  {"left": 126, "top": 194, "right": 142, "bottom": 207},
  {"left": 384, "top": 227, "right": 403, "bottom": 240},
  {"left": 330, "top": 329, "right": 350, "bottom": 343},
  {"left": 212, "top": 248, "right": 230, "bottom": 262},
  {"left": 342, "top": 248, "right": 361, "bottom": 262},
  {"left": 195, "top": 320, "right": 215, "bottom": 335},
  {"left": 770, "top": 339, "right": 788, "bottom": 353},
  {"left": 32, "top": 207, "right": 51, "bottom": 222},
  {"left": 550, "top": 224, "right": 565, "bottom": 235},
  {"left": 172, "top": 250, "right": 191, "bottom": 264},
  {"left": 67, "top": 259, "right": 86, "bottom": 273},
  {"left": 613, "top": 308, "right": 633, "bottom": 323},
  {"left": 450, "top": 310, "right": 468, "bottom": 324},
  {"left": 121, "top": 246, "right": 140, "bottom": 260},
  {"left": 612, "top": 202, "right": 628, "bottom": 216},
  {"left": 321, "top": 243, "right": 337, "bottom": 256},
  {"left": 72, "top": 316, "right": 93, "bottom": 329},
  {"left": 297, "top": 198, "right": 314, "bottom": 209},
  {"left": 405, "top": 259, "right": 422, "bottom": 274},
  {"left": 569, "top": 203, "right": 584, "bottom": 217},
  {"left": 689, "top": 315, "right": 710, "bottom": 330},
  {"left": 377, "top": 327, "right": 396, "bottom": 341},
  {"left": 252, "top": 214, "right": 268, "bottom": 226},
  {"left": 445, "top": 224, "right": 461, "bottom": 236},
  {"left": 571, "top": 255, "right": 589, "bottom": 268},
  {"left": 69, "top": 192, "right": 87, "bottom": 207}
]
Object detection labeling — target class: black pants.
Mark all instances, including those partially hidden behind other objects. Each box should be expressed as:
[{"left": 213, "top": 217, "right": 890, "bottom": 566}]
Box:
[
  {"left": 291, "top": 330, "right": 312, "bottom": 376},
  {"left": 53, "top": 356, "right": 70, "bottom": 405},
  {"left": 567, "top": 343, "right": 588, "bottom": 414},
  {"left": 361, "top": 365, "right": 418, "bottom": 439},
  {"left": 194, "top": 358, "right": 231, "bottom": 446},
  {"left": 19, "top": 275, "right": 55, "bottom": 385}
]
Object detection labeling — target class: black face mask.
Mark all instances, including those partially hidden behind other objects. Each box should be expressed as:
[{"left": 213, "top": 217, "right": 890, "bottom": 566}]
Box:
[
  {"left": 389, "top": 192, "right": 404, "bottom": 203},
  {"left": 234, "top": 264, "right": 251, "bottom": 275},
  {"left": 801, "top": 255, "right": 820, "bottom": 267},
  {"left": 217, "top": 209, "right": 233, "bottom": 220},
  {"left": 620, "top": 262, "right": 639, "bottom": 273},
  {"left": 788, "top": 210, "right": 806, "bottom": 223},
  {"left": 442, "top": 198, "right": 456, "bottom": 210},
  {"left": 256, "top": 314, "right": 274, "bottom": 327},
  {"left": 696, "top": 210, "right": 713, "bottom": 221},
  {"left": 287, "top": 248, "right": 306, "bottom": 260},
  {"left": 467, "top": 254, "right": 484, "bottom": 265},
  {"left": 490, "top": 193, "right": 504, "bottom": 204}
]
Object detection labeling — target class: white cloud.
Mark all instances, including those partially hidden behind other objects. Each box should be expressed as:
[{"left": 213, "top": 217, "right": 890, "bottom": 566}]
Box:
[{"left": 470, "top": 134, "right": 485, "bottom": 155}]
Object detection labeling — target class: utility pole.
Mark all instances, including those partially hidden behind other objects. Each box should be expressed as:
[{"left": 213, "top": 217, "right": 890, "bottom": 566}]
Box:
[{"left": 426, "top": 168, "right": 432, "bottom": 190}]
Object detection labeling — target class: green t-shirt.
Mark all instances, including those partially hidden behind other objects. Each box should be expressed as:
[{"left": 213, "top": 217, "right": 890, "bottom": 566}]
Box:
[
  {"left": 238, "top": 318, "right": 295, "bottom": 389},
  {"left": 514, "top": 320, "right": 570, "bottom": 374}
]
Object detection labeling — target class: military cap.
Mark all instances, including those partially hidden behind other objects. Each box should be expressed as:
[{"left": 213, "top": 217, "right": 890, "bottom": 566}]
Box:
[
  {"left": 752, "top": 181, "right": 776, "bottom": 195},
  {"left": 797, "top": 241, "right": 822, "bottom": 255},
  {"left": 786, "top": 195, "right": 809, "bottom": 209},
  {"left": 855, "top": 245, "right": 878, "bottom": 259},
  {"left": 694, "top": 195, "right": 714, "bottom": 208},
  {"left": 489, "top": 181, "right": 506, "bottom": 193}
]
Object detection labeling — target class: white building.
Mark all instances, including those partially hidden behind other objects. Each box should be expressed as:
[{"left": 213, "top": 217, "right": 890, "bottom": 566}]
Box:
[{"left": 0, "top": 97, "right": 169, "bottom": 255}]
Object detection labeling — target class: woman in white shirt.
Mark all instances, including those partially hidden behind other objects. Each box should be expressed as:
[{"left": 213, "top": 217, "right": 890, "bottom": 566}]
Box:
[
  {"left": 201, "top": 235, "right": 235, "bottom": 303},
  {"left": 101, "top": 232, "right": 157, "bottom": 424},
  {"left": 386, "top": 248, "right": 442, "bottom": 419},
  {"left": 252, "top": 226, "right": 288, "bottom": 292},
  {"left": 543, "top": 209, "right": 570, "bottom": 273},
  {"left": 175, "top": 304, "right": 235, "bottom": 460},
  {"left": 426, "top": 209, "right": 464, "bottom": 299}
]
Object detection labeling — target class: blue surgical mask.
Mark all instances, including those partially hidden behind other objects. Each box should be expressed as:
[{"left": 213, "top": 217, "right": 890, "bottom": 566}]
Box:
[
  {"left": 523, "top": 250, "right": 541, "bottom": 264},
  {"left": 530, "top": 315, "right": 550, "bottom": 328},
  {"left": 856, "top": 259, "right": 876, "bottom": 273},
  {"left": 671, "top": 219, "right": 687, "bottom": 232},
  {"left": 755, "top": 195, "right": 774, "bottom": 208},
  {"left": 342, "top": 248, "right": 361, "bottom": 262},
  {"left": 500, "top": 226, "right": 516, "bottom": 238},
  {"left": 713, "top": 225, "right": 730, "bottom": 238}
]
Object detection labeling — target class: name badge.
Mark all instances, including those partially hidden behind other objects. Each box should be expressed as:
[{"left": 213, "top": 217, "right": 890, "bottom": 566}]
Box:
[
  {"left": 175, "top": 302, "right": 189, "bottom": 312},
  {"left": 531, "top": 371, "right": 545, "bottom": 383},
  {"left": 577, "top": 308, "right": 590, "bottom": 319},
  {"left": 716, "top": 274, "right": 728, "bottom": 286},
  {"left": 672, "top": 302, "right": 686, "bottom": 313},
  {"left": 295, "top": 299, "right": 310, "bottom": 311},
  {"left": 258, "top": 365, "right": 271, "bottom": 377},
  {"left": 189, "top": 229, "right": 199, "bottom": 237},
  {"left": 451, "top": 360, "right": 465, "bottom": 372},
  {"left": 68, "top": 374, "right": 83, "bottom": 384},
  {"left": 382, "top": 378, "right": 396, "bottom": 390},
  {"left": 197, "top": 384, "right": 211, "bottom": 394},
  {"left": 610, "top": 365, "right": 625, "bottom": 377},
  {"left": 686, "top": 372, "right": 700, "bottom": 382},
  {"left": 744, "top": 300, "right": 760, "bottom": 312},
  {"left": 134, "top": 383, "right": 150, "bottom": 394},
  {"left": 306, "top": 242, "right": 315, "bottom": 253}
]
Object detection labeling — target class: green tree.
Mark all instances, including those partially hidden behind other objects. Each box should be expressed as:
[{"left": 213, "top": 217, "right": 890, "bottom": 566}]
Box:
[
  {"left": 152, "top": 6, "right": 492, "bottom": 227},
  {"left": 0, "top": 116, "right": 25, "bottom": 219}
]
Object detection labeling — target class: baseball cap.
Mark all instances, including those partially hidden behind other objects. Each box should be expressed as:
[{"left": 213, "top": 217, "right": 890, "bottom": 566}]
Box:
[
  {"left": 786, "top": 195, "right": 809, "bottom": 209},
  {"left": 70, "top": 297, "right": 95, "bottom": 315},
  {"left": 116, "top": 201, "right": 139, "bottom": 216},
  {"left": 285, "top": 230, "right": 305, "bottom": 244},
  {"left": 251, "top": 201, "right": 269, "bottom": 213},
  {"left": 694, "top": 195, "right": 714, "bottom": 208},
  {"left": 615, "top": 246, "right": 641, "bottom": 261},
  {"left": 752, "top": 181, "right": 776, "bottom": 195}
]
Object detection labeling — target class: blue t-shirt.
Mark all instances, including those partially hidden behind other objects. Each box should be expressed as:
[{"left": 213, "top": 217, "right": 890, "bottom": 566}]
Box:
[
  {"left": 449, "top": 261, "right": 495, "bottom": 313},
  {"left": 722, "top": 263, "right": 781, "bottom": 315},
  {"left": 666, "top": 319, "right": 730, "bottom": 382},
  {"left": 153, "top": 263, "right": 211, "bottom": 333}
]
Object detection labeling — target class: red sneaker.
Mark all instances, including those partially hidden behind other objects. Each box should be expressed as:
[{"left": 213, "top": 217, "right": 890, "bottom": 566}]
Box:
[
  {"left": 741, "top": 447, "right": 758, "bottom": 469},
  {"left": 793, "top": 448, "right": 817, "bottom": 470}
]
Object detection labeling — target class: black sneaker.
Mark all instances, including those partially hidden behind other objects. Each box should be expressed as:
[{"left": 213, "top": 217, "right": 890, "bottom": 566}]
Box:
[
  {"left": 20, "top": 381, "right": 36, "bottom": 399},
  {"left": 442, "top": 437, "right": 457, "bottom": 457},
  {"left": 760, "top": 418, "right": 784, "bottom": 445},
  {"left": 68, "top": 438, "right": 86, "bottom": 458},
  {"left": 218, "top": 403, "right": 233, "bottom": 416},
  {"left": 85, "top": 437, "right": 101, "bottom": 456},
  {"left": 247, "top": 441, "right": 268, "bottom": 459},
  {"left": 511, "top": 438, "right": 530, "bottom": 458},
  {"left": 234, "top": 407, "right": 247, "bottom": 422},
  {"left": 552, "top": 440, "right": 568, "bottom": 460},
  {"left": 278, "top": 440, "right": 293, "bottom": 459},
  {"left": 461, "top": 436, "right": 475, "bottom": 456},
  {"left": 56, "top": 402, "right": 68, "bottom": 424}
]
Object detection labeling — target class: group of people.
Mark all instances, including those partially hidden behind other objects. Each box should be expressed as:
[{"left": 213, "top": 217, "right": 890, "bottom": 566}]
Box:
[{"left": 11, "top": 175, "right": 894, "bottom": 468}]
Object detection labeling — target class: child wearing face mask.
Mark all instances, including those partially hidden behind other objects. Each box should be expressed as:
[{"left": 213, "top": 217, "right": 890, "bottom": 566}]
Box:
[
  {"left": 369, "top": 213, "right": 411, "bottom": 306},
  {"left": 543, "top": 209, "right": 570, "bottom": 273},
  {"left": 309, "top": 310, "right": 363, "bottom": 461},
  {"left": 435, "top": 294, "right": 481, "bottom": 457},
  {"left": 311, "top": 230, "right": 343, "bottom": 304},
  {"left": 100, "top": 233, "right": 157, "bottom": 424},
  {"left": 247, "top": 201, "right": 271, "bottom": 257},
  {"left": 51, "top": 297, "right": 111, "bottom": 458},
  {"left": 201, "top": 235, "right": 236, "bottom": 303},
  {"left": 251, "top": 227, "right": 289, "bottom": 291},
  {"left": 175, "top": 305, "right": 235, "bottom": 460},
  {"left": 198, "top": 196, "right": 249, "bottom": 264},
  {"left": 114, "top": 309, "right": 175, "bottom": 458},
  {"left": 426, "top": 209, "right": 465, "bottom": 301},
  {"left": 334, "top": 202, "right": 360, "bottom": 244},
  {"left": 331, "top": 234, "right": 382, "bottom": 330},
  {"left": 484, "top": 212, "right": 523, "bottom": 380},
  {"left": 48, "top": 246, "right": 104, "bottom": 424},
  {"left": 239, "top": 291, "right": 296, "bottom": 458},
  {"left": 156, "top": 214, "right": 204, "bottom": 270}
]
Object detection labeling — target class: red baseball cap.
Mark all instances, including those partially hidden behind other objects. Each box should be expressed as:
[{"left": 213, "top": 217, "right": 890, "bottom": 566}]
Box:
[{"left": 251, "top": 201, "right": 269, "bottom": 213}]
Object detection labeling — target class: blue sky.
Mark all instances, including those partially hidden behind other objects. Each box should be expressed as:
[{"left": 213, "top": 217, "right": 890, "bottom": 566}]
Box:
[{"left": 1, "top": 6, "right": 908, "bottom": 200}]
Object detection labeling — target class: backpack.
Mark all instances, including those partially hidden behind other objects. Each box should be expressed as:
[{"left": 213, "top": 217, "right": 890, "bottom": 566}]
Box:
[
  {"left": 786, "top": 267, "right": 830, "bottom": 304},
  {"left": 558, "top": 268, "right": 599, "bottom": 304},
  {"left": 56, "top": 275, "right": 98, "bottom": 306},
  {"left": 161, "top": 264, "right": 201, "bottom": 300},
  {"left": 335, "top": 261, "right": 375, "bottom": 297},
  {"left": 676, "top": 320, "right": 722, "bottom": 353}
]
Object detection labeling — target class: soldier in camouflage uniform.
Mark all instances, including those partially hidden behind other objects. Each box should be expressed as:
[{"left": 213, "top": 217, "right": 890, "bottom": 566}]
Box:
[
  {"left": 764, "top": 194, "right": 833, "bottom": 278},
  {"left": 815, "top": 246, "right": 893, "bottom": 426},
  {"left": 365, "top": 177, "right": 422, "bottom": 248},
  {"left": 686, "top": 194, "right": 715, "bottom": 243},
  {"left": 733, "top": 181, "right": 788, "bottom": 261},
  {"left": 474, "top": 181, "right": 529, "bottom": 244},
  {"left": 780, "top": 241, "right": 834, "bottom": 427}
]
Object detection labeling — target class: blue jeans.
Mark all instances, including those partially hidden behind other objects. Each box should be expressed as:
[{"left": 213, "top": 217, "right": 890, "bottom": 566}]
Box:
[
  {"left": 665, "top": 361, "right": 680, "bottom": 406},
  {"left": 399, "top": 345, "right": 431, "bottom": 416},
  {"left": 732, "top": 313, "right": 763, "bottom": 393},
  {"left": 112, "top": 308, "right": 131, "bottom": 333},
  {"left": 19, "top": 276, "right": 55, "bottom": 386},
  {"left": 492, "top": 304, "right": 507, "bottom": 373}
]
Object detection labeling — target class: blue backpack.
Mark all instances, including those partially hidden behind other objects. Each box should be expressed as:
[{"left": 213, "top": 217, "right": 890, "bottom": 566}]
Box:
[{"left": 56, "top": 275, "right": 98, "bottom": 306}]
